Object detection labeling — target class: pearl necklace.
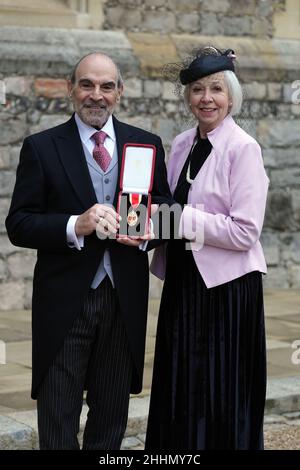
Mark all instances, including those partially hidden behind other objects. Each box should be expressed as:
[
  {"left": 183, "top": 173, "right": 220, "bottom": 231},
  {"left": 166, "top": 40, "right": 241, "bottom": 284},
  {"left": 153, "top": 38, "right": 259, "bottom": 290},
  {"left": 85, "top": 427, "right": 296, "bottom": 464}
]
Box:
[
  {"left": 186, "top": 161, "right": 194, "bottom": 184},
  {"left": 186, "top": 139, "right": 198, "bottom": 184}
]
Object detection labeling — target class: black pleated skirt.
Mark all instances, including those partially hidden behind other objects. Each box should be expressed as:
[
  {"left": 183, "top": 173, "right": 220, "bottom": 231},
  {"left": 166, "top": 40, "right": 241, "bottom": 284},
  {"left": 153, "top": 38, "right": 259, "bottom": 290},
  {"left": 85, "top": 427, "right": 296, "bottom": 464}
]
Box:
[{"left": 145, "top": 242, "right": 266, "bottom": 450}]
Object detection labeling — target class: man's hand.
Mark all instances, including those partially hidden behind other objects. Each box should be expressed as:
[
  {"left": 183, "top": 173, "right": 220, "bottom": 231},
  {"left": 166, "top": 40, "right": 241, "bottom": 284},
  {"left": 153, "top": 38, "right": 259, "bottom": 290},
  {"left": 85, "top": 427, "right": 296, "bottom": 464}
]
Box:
[
  {"left": 116, "top": 231, "right": 154, "bottom": 247},
  {"left": 75, "top": 203, "right": 120, "bottom": 237},
  {"left": 116, "top": 204, "right": 158, "bottom": 247}
]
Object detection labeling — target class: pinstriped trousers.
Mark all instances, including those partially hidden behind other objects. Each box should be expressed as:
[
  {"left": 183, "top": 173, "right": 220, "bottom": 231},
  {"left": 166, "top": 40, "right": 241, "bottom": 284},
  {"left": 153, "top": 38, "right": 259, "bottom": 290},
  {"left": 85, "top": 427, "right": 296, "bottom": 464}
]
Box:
[{"left": 37, "top": 276, "right": 133, "bottom": 450}]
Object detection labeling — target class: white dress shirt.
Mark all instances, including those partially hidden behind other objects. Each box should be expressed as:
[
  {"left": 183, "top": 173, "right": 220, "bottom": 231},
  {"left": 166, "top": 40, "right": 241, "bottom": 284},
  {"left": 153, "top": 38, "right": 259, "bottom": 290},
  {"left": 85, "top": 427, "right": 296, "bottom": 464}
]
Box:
[{"left": 66, "top": 113, "right": 116, "bottom": 249}]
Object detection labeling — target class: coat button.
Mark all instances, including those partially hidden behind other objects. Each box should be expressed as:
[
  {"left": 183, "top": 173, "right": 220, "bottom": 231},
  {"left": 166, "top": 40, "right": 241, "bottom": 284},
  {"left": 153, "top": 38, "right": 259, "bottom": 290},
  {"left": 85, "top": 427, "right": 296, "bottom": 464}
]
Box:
[
  {"left": 105, "top": 195, "right": 111, "bottom": 201},
  {"left": 104, "top": 178, "right": 109, "bottom": 184}
]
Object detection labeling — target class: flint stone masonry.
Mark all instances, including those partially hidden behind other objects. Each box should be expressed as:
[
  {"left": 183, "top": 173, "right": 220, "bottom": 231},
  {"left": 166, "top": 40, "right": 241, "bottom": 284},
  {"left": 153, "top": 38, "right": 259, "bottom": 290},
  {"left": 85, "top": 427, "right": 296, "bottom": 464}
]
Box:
[
  {"left": 263, "top": 148, "right": 300, "bottom": 169},
  {"left": 0, "top": 259, "right": 6, "bottom": 280},
  {"left": 290, "top": 266, "right": 300, "bottom": 287},
  {"left": 292, "top": 104, "right": 300, "bottom": 116},
  {"left": 177, "top": 13, "right": 200, "bottom": 34},
  {"left": 0, "top": 27, "right": 139, "bottom": 78},
  {"left": 0, "top": 199, "right": 13, "bottom": 233},
  {"left": 0, "top": 24, "right": 300, "bottom": 307},
  {"left": 267, "top": 83, "right": 282, "bottom": 101},
  {"left": 7, "top": 252, "right": 37, "bottom": 280},
  {"left": 144, "top": 80, "right": 162, "bottom": 98},
  {"left": 264, "top": 267, "right": 290, "bottom": 289},
  {"left": 123, "top": 78, "right": 143, "bottom": 98},
  {"left": 260, "top": 233, "right": 280, "bottom": 267},
  {"left": 0, "top": 146, "right": 10, "bottom": 169},
  {"left": 29, "top": 114, "right": 70, "bottom": 135},
  {"left": 292, "top": 190, "right": 300, "bottom": 223},
  {"left": 0, "top": 172, "right": 15, "bottom": 198},
  {"left": 0, "top": 113, "right": 27, "bottom": 146},
  {"left": 0, "top": 282, "right": 25, "bottom": 311},
  {"left": 202, "top": 0, "right": 231, "bottom": 13},
  {"left": 270, "top": 169, "right": 300, "bottom": 188},
  {"left": 258, "top": 120, "right": 300, "bottom": 148},
  {"left": 290, "top": 235, "right": 300, "bottom": 263},
  {"left": 4, "top": 77, "right": 33, "bottom": 97},
  {"left": 264, "top": 190, "right": 294, "bottom": 231},
  {"left": 106, "top": 8, "right": 142, "bottom": 30},
  {"left": 244, "top": 82, "right": 267, "bottom": 100},
  {"left": 105, "top": 0, "right": 278, "bottom": 37},
  {"left": 34, "top": 78, "right": 68, "bottom": 99}
]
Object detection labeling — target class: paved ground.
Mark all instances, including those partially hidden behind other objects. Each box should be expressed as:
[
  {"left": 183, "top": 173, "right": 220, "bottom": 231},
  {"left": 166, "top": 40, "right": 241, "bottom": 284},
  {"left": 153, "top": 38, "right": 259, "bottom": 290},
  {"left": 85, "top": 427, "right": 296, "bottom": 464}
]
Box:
[{"left": 1, "top": 288, "right": 300, "bottom": 449}]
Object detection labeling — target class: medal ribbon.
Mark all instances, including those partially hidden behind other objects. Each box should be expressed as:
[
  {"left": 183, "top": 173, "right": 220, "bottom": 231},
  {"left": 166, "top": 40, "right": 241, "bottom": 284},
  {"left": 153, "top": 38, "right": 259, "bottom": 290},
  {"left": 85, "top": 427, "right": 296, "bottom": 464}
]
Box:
[{"left": 129, "top": 193, "right": 142, "bottom": 209}]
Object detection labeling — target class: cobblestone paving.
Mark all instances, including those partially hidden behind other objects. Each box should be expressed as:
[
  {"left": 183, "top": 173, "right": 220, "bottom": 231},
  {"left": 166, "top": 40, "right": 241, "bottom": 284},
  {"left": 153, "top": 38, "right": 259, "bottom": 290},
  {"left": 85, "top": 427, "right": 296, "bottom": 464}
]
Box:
[
  {"left": 265, "top": 412, "right": 300, "bottom": 450},
  {"left": 121, "top": 433, "right": 146, "bottom": 451},
  {"left": 122, "top": 414, "right": 300, "bottom": 450}
]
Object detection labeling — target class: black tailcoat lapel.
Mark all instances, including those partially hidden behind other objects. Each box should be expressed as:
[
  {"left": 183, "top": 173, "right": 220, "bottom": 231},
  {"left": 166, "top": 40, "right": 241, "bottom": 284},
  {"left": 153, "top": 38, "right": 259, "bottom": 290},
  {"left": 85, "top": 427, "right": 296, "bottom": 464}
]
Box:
[
  {"left": 53, "top": 115, "right": 97, "bottom": 210},
  {"left": 54, "top": 115, "right": 135, "bottom": 210}
]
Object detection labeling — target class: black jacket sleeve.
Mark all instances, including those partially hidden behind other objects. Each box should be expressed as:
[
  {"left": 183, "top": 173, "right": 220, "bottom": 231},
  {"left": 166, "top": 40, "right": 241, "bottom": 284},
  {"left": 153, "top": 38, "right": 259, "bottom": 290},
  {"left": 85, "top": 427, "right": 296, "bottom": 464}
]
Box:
[{"left": 6, "top": 137, "right": 70, "bottom": 250}]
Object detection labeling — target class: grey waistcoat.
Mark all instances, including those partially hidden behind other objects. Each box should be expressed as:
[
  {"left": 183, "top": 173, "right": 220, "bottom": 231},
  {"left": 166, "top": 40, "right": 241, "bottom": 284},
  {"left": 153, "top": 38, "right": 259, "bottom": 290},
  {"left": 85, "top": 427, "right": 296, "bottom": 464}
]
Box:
[{"left": 82, "top": 140, "right": 119, "bottom": 288}]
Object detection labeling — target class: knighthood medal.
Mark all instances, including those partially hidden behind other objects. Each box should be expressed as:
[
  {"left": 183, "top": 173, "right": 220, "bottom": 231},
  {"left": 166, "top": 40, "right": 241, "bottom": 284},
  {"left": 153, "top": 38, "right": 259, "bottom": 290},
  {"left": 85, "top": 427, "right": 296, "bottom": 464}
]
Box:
[{"left": 127, "top": 193, "right": 142, "bottom": 227}]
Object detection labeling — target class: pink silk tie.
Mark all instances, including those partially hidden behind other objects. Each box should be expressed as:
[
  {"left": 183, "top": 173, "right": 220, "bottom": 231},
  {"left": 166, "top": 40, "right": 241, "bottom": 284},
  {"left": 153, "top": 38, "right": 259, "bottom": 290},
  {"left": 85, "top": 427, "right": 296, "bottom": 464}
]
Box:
[{"left": 92, "top": 130, "right": 111, "bottom": 172}]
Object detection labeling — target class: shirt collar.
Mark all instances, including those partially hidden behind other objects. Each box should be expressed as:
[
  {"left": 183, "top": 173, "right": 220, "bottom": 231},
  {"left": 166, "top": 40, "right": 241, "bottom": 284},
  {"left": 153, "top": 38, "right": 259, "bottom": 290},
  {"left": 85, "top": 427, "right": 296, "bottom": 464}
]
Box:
[{"left": 74, "top": 113, "right": 116, "bottom": 144}]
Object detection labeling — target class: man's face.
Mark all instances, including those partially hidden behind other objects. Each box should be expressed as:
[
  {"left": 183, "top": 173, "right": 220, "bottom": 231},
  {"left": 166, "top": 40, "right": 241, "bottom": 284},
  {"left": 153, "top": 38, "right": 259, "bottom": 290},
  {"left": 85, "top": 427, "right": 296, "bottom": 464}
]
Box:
[{"left": 68, "top": 54, "right": 123, "bottom": 128}]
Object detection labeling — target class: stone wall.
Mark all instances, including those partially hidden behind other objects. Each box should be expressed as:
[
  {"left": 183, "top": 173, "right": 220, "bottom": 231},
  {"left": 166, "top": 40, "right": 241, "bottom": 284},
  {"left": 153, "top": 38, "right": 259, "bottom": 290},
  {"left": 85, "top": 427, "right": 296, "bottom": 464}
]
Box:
[
  {"left": 104, "top": 0, "right": 283, "bottom": 37},
  {"left": 0, "top": 18, "right": 300, "bottom": 308}
]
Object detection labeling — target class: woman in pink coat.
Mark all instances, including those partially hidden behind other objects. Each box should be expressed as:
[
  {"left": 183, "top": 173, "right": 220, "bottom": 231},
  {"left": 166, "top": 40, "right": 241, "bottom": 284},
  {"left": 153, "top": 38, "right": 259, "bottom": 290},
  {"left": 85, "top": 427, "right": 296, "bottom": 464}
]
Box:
[{"left": 145, "top": 47, "right": 269, "bottom": 450}]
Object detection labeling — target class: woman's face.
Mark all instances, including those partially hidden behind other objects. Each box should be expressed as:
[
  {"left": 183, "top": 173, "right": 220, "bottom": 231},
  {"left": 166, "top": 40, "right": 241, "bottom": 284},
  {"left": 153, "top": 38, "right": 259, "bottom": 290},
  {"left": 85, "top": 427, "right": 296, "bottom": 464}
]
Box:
[{"left": 188, "top": 72, "right": 230, "bottom": 136}]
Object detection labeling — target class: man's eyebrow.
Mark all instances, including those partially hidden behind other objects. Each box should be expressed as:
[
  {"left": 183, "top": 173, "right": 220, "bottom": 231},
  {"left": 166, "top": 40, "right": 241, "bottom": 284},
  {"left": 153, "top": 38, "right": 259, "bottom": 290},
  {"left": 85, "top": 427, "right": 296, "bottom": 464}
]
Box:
[
  {"left": 78, "top": 79, "right": 116, "bottom": 86},
  {"left": 101, "top": 81, "right": 117, "bottom": 87}
]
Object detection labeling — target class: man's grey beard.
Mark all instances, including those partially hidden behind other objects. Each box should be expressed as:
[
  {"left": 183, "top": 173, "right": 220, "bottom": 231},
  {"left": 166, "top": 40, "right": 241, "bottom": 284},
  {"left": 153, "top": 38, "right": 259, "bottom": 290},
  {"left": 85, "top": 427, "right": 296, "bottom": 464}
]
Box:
[{"left": 78, "top": 106, "right": 110, "bottom": 128}]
